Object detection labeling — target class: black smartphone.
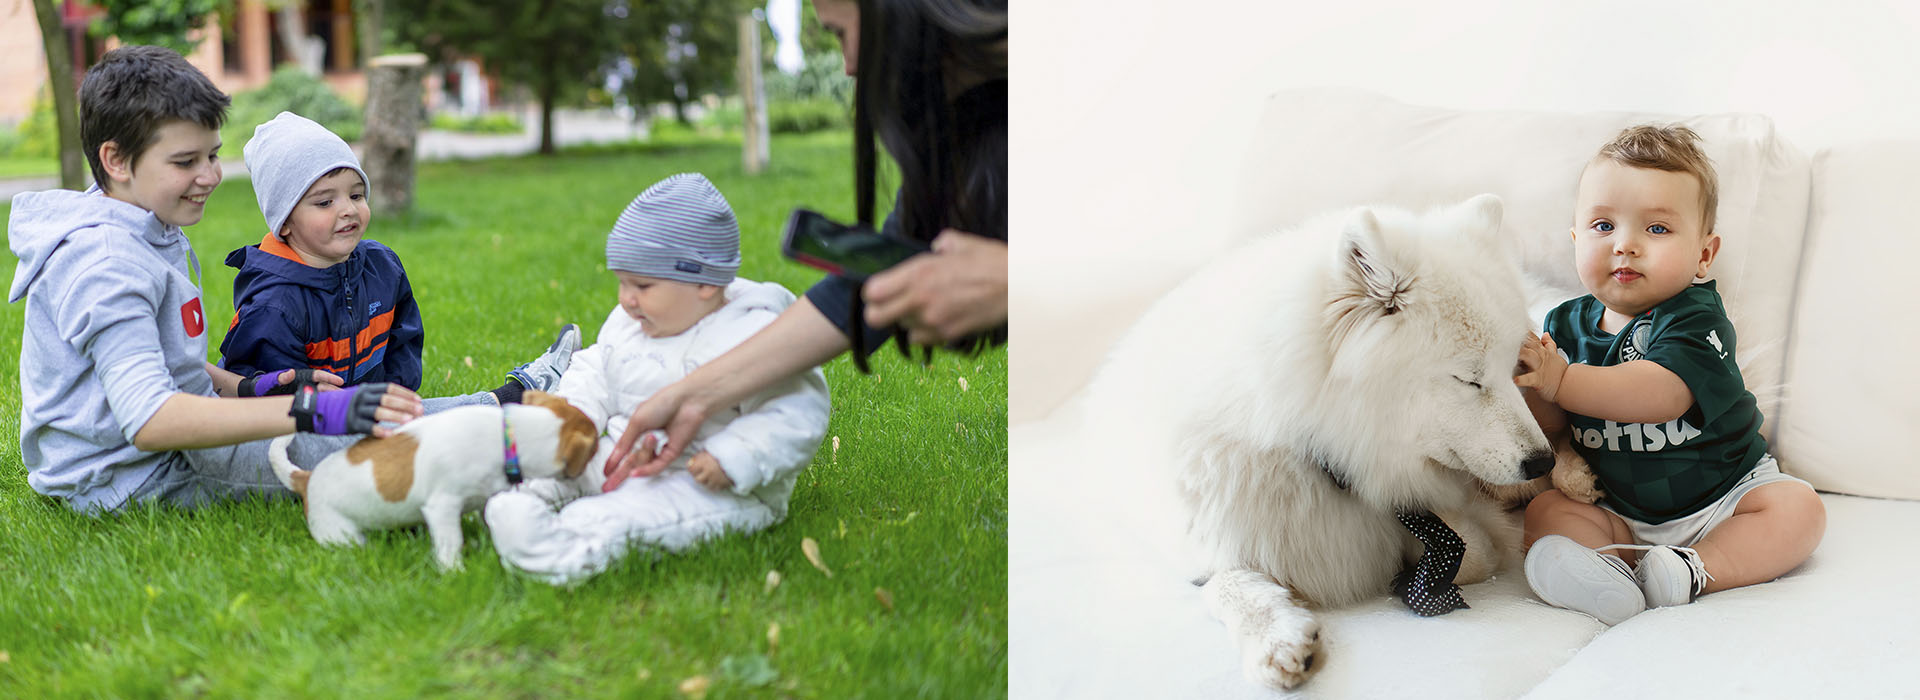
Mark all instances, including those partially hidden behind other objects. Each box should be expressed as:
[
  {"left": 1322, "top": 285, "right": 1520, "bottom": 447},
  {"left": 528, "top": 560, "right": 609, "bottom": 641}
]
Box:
[{"left": 781, "top": 208, "right": 928, "bottom": 280}]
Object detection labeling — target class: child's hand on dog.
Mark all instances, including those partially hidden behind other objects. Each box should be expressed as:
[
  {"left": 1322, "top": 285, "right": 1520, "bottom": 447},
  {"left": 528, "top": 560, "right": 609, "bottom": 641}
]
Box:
[
  {"left": 1514, "top": 332, "right": 1568, "bottom": 403},
  {"left": 688, "top": 452, "right": 734, "bottom": 491}
]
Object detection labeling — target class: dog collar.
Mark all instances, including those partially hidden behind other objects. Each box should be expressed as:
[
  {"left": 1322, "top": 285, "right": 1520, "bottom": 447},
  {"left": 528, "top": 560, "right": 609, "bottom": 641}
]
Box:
[{"left": 502, "top": 410, "right": 523, "bottom": 485}]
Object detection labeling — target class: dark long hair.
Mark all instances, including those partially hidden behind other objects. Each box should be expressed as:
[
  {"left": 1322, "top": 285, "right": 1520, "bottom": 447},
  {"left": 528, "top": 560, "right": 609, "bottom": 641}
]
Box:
[{"left": 847, "top": 0, "right": 1008, "bottom": 372}]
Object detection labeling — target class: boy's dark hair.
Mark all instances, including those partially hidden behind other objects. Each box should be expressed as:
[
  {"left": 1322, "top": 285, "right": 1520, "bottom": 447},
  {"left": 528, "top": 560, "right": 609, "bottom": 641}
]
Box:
[{"left": 78, "top": 45, "right": 230, "bottom": 191}]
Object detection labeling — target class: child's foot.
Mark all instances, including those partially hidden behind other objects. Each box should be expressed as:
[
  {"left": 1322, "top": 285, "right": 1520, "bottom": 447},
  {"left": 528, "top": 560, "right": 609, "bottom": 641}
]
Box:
[
  {"left": 482, "top": 490, "right": 571, "bottom": 585},
  {"left": 505, "top": 323, "right": 581, "bottom": 395},
  {"left": 1524, "top": 534, "right": 1646, "bottom": 625},
  {"left": 1635, "top": 544, "right": 1713, "bottom": 608}
]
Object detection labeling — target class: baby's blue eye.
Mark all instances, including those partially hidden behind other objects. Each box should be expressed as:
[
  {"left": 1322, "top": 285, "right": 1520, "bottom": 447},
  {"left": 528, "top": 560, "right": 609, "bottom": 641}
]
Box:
[
  {"left": 1594, "top": 221, "right": 1614, "bottom": 232},
  {"left": 1649, "top": 224, "right": 1670, "bottom": 234}
]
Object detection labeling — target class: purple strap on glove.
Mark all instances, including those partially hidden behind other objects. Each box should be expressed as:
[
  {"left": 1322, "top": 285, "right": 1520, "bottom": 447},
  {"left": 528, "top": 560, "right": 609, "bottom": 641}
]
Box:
[
  {"left": 239, "top": 368, "right": 318, "bottom": 397},
  {"left": 289, "top": 382, "right": 389, "bottom": 435}
]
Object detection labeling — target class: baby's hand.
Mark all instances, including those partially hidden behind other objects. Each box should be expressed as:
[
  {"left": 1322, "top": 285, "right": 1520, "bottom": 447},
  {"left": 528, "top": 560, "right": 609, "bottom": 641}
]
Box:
[
  {"left": 688, "top": 451, "right": 734, "bottom": 491},
  {"left": 1514, "top": 332, "right": 1568, "bottom": 403}
]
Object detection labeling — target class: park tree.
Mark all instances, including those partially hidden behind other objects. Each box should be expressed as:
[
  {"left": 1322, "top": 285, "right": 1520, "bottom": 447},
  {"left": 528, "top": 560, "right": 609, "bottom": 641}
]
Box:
[
  {"left": 616, "top": 0, "right": 760, "bottom": 125},
  {"left": 87, "top": 0, "right": 224, "bottom": 53},
  {"left": 387, "top": 0, "right": 624, "bottom": 155},
  {"left": 29, "top": 0, "right": 85, "bottom": 190}
]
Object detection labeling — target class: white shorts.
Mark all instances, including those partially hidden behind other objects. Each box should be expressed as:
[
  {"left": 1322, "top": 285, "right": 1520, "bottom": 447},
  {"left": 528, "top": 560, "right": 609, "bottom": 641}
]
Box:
[{"left": 1600, "top": 454, "right": 1812, "bottom": 547}]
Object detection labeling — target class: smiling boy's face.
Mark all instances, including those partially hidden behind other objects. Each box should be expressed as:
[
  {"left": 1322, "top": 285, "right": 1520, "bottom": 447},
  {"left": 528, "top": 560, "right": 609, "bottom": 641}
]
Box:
[
  {"left": 102, "top": 119, "right": 222, "bottom": 228},
  {"left": 280, "top": 168, "right": 369, "bottom": 268}
]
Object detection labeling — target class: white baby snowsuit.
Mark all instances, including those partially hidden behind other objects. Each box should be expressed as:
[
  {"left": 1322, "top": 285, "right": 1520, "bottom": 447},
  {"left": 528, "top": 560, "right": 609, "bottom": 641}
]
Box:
[{"left": 485, "top": 278, "right": 830, "bottom": 584}]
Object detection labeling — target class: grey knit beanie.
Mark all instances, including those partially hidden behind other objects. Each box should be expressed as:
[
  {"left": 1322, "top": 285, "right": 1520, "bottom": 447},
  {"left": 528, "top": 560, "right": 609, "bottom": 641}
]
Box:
[
  {"left": 605, "top": 173, "right": 740, "bottom": 286},
  {"left": 243, "top": 111, "right": 368, "bottom": 236}
]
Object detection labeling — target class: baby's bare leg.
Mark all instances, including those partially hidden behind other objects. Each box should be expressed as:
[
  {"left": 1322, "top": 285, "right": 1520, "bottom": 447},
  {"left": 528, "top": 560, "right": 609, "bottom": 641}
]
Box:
[
  {"left": 1524, "top": 489, "right": 1636, "bottom": 557},
  {"left": 1690, "top": 482, "right": 1826, "bottom": 595}
]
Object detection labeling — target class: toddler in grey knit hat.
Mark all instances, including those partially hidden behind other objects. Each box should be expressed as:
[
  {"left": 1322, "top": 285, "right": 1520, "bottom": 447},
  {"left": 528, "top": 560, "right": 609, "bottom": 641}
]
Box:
[{"left": 605, "top": 173, "right": 743, "bottom": 338}]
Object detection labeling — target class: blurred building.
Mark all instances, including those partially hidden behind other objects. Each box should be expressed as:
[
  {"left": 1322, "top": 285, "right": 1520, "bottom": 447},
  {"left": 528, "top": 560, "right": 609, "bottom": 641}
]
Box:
[{"left": 2, "top": 0, "right": 497, "bottom": 127}]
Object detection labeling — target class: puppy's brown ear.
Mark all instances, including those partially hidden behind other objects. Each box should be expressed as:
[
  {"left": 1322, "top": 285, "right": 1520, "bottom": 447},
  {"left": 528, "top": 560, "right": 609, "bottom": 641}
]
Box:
[{"left": 560, "top": 428, "right": 596, "bottom": 478}]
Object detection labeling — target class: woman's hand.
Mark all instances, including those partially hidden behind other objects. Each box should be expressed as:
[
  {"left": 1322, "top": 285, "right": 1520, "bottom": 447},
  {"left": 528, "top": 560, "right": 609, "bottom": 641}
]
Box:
[
  {"left": 602, "top": 385, "right": 714, "bottom": 493},
  {"left": 863, "top": 229, "right": 1007, "bottom": 346}
]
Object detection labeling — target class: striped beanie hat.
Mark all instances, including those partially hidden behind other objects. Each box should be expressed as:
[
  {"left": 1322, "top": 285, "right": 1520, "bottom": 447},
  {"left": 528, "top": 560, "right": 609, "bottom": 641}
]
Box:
[{"left": 605, "top": 173, "right": 741, "bottom": 286}]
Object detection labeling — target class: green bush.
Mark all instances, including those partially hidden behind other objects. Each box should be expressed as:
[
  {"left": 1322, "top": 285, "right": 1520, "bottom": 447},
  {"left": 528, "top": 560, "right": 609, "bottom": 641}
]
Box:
[
  {"left": 427, "top": 112, "right": 523, "bottom": 134},
  {"left": 769, "top": 98, "right": 848, "bottom": 134},
  {"left": 227, "top": 66, "right": 363, "bottom": 146},
  {"left": 767, "top": 51, "right": 853, "bottom": 104},
  {"left": 12, "top": 90, "right": 62, "bottom": 159}
]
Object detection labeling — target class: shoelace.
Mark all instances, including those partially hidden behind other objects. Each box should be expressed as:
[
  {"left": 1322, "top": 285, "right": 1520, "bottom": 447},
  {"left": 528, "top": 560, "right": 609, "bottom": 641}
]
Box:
[{"left": 1598, "top": 543, "right": 1715, "bottom": 595}]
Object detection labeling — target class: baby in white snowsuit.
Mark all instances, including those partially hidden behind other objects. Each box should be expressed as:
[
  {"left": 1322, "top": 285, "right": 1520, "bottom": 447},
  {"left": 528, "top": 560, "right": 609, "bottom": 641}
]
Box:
[{"left": 483, "top": 174, "right": 830, "bottom": 584}]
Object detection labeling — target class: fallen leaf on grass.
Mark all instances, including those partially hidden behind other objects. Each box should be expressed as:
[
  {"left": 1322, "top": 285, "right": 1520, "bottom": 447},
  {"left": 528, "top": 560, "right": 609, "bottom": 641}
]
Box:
[
  {"left": 636, "top": 667, "right": 652, "bottom": 682},
  {"left": 764, "top": 569, "right": 781, "bottom": 594},
  {"left": 463, "top": 356, "right": 474, "bottom": 368},
  {"left": 0, "top": 650, "right": 10, "bottom": 663},
  {"left": 767, "top": 622, "right": 780, "bottom": 653},
  {"left": 958, "top": 376, "right": 969, "bottom": 392},
  {"left": 830, "top": 435, "right": 840, "bottom": 462},
  {"left": 548, "top": 279, "right": 560, "bottom": 289},
  {"left": 678, "top": 675, "right": 710, "bottom": 698},
  {"left": 956, "top": 422, "right": 967, "bottom": 435},
  {"left": 720, "top": 653, "right": 779, "bottom": 688},
  {"left": 801, "top": 537, "right": 832, "bottom": 577},
  {"left": 443, "top": 369, "right": 452, "bottom": 382},
  {"left": 875, "top": 587, "right": 895, "bottom": 612}
]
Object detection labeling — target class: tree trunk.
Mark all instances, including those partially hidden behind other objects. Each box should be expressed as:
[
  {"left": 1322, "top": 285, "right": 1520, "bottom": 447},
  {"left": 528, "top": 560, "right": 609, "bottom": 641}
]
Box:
[
  {"left": 537, "top": 52, "right": 557, "bottom": 155},
  {"left": 31, "top": 0, "right": 85, "bottom": 190},
  {"left": 737, "top": 13, "right": 768, "bottom": 174},
  {"left": 363, "top": 53, "right": 427, "bottom": 217},
  {"left": 353, "top": 0, "right": 383, "bottom": 66}
]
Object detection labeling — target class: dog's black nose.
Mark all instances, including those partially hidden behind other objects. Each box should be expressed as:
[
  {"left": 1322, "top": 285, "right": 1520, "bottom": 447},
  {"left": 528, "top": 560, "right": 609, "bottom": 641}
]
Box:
[{"left": 1521, "top": 451, "right": 1554, "bottom": 480}]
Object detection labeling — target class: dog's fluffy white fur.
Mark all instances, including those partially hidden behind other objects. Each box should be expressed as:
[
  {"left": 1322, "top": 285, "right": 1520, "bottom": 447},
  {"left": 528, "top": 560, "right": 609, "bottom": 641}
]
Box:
[
  {"left": 1086, "top": 194, "right": 1554, "bottom": 689},
  {"left": 268, "top": 390, "right": 598, "bottom": 570}
]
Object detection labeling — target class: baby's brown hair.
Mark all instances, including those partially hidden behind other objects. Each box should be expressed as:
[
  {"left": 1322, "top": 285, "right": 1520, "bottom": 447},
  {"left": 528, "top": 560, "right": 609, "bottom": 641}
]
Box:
[{"left": 1594, "top": 124, "right": 1718, "bottom": 235}]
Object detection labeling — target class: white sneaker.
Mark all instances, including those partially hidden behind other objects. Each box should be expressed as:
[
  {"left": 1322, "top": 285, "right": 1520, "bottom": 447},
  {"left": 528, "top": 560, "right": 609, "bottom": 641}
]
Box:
[
  {"left": 1635, "top": 544, "right": 1713, "bottom": 608},
  {"left": 1524, "top": 534, "right": 1647, "bottom": 625}
]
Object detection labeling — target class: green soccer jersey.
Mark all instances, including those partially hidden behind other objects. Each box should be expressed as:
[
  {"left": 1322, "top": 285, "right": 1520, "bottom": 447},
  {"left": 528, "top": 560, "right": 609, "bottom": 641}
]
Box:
[{"left": 1540, "top": 280, "right": 1768, "bottom": 524}]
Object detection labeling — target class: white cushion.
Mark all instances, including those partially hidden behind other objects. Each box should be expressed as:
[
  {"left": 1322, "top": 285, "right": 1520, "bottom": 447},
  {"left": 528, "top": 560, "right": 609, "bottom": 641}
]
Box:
[
  {"left": 1236, "top": 88, "right": 1812, "bottom": 441},
  {"left": 1772, "top": 141, "right": 1920, "bottom": 500},
  {"left": 1012, "top": 399, "right": 1919, "bottom": 697}
]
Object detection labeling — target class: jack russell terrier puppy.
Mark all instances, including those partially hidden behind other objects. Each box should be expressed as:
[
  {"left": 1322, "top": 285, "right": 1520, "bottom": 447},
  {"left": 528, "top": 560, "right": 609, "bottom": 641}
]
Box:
[{"left": 269, "top": 390, "right": 598, "bottom": 570}]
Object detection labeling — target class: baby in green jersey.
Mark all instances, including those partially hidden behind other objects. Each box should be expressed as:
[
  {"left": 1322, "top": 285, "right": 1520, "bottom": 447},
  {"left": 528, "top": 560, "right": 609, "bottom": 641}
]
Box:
[{"left": 1512, "top": 124, "right": 1825, "bottom": 625}]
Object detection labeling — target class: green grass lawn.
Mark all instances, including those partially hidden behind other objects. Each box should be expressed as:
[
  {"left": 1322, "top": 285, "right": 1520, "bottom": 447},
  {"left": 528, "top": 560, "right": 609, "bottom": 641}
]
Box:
[
  {"left": 0, "top": 157, "right": 59, "bottom": 179},
  {"left": 0, "top": 130, "right": 1007, "bottom": 698}
]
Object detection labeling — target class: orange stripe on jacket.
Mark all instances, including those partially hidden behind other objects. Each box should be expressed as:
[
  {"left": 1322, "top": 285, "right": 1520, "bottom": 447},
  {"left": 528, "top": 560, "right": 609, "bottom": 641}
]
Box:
[{"left": 305, "top": 310, "right": 396, "bottom": 363}]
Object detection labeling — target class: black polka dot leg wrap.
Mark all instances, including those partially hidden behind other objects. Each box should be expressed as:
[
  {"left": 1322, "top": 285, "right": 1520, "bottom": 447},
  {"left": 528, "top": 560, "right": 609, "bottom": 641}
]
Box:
[{"left": 1393, "top": 509, "right": 1470, "bottom": 616}]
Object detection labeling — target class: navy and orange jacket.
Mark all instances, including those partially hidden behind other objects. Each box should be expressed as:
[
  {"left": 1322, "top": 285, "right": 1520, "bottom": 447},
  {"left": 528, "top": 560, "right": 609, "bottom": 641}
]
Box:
[{"left": 219, "top": 233, "right": 424, "bottom": 390}]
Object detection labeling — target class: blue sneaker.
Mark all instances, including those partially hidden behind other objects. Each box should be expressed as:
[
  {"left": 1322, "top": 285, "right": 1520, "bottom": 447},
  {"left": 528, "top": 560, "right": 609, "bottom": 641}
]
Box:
[{"left": 508, "top": 324, "right": 580, "bottom": 393}]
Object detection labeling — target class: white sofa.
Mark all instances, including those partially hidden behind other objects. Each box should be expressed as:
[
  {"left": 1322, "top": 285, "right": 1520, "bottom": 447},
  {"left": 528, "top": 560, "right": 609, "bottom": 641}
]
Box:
[{"left": 1009, "top": 88, "right": 1920, "bottom": 698}]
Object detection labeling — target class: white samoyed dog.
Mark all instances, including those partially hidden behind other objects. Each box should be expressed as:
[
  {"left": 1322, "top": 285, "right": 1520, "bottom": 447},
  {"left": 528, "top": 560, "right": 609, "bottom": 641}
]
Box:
[{"left": 1085, "top": 193, "right": 1554, "bottom": 690}]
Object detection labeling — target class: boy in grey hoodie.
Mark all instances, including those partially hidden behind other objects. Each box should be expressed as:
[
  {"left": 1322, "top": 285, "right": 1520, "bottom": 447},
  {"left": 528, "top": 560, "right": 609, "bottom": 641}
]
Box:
[{"left": 6, "top": 46, "right": 423, "bottom": 514}]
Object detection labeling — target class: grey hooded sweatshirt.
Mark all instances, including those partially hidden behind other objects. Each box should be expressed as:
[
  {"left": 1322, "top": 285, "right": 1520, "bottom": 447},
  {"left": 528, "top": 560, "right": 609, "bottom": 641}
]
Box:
[{"left": 8, "top": 187, "right": 215, "bottom": 513}]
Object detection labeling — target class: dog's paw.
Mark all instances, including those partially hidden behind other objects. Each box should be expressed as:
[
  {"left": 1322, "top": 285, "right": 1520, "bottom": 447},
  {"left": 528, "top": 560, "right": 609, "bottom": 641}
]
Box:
[
  {"left": 1550, "top": 448, "right": 1604, "bottom": 505},
  {"left": 1243, "top": 619, "right": 1322, "bottom": 690}
]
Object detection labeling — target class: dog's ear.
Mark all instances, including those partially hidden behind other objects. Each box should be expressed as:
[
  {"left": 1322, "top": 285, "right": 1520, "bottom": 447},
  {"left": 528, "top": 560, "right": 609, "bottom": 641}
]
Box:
[
  {"left": 538, "top": 399, "right": 599, "bottom": 478},
  {"left": 1335, "top": 208, "right": 1412, "bottom": 316},
  {"left": 559, "top": 426, "right": 596, "bottom": 479},
  {"left": 1457, "top": 193, "right": 1505, "bottom": 249}
]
